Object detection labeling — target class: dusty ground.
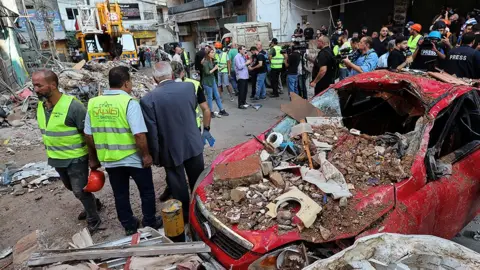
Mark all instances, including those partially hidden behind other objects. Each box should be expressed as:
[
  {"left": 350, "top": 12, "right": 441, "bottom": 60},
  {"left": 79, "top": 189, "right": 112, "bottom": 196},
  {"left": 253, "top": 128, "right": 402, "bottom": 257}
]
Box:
[{"left": 0, "top": 80, "right": 290, "bottom": 258}]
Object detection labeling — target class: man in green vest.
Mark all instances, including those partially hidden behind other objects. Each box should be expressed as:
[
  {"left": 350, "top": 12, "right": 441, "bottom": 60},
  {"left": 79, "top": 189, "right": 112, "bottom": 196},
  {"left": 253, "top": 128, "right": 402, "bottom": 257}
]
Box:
[
  {"left": 158, "top": 61, "right": 214, "bottom": 201},
  {"left": 215, "top": 48, "right": 235, "bottom": 101},
  {"left": 269, "top": 38, "right": 284, "bottom": 97},
  {"left": 33, "top": 70, "right": 101, "bottom": 233},
  {"left": 181, "top": 48, "right": 190, "bottom": 78},
  {"left": 84, "top": 66, "right": 162, "bottom": 236},
  {"left": 408, "top": 23, "right": 423, "bottom": 53},
  {"left": 333, "top": 34, "right": 351, "bottom": 80}
]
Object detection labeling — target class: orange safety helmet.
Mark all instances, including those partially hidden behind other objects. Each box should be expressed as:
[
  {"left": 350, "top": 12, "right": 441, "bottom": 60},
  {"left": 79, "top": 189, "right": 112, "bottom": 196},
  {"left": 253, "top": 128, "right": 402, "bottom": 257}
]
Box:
[
  {"left": 83, "top": 170, "right": 105, "bottom": 192},
  {"left": 214, "top": 41, "right": 223, "bottom": 49}
]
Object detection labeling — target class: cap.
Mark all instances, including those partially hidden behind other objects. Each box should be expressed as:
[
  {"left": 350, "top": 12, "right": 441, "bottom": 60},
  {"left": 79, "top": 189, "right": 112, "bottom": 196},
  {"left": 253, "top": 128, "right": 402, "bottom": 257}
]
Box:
[
  {"left": 433, "top": 20, "right": 446, "bottom": 30},
  {"left": 271, "top": 38, "right": 278, "bottom": 43},
  {"left": 411, "top": 24, "right": 422, "bottom": 32},
  {"left": 428, "top": 31, "right": 442, "bottom": 39},
  {"left": 405, "top": 21, "right": 414, "bottom": 28}
]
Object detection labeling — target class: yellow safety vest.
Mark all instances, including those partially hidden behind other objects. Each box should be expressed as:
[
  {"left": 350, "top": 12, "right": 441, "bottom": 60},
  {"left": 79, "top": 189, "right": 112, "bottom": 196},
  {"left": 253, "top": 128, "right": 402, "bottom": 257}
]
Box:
[
  {"left": 334, "top": 42, "right": 350, "bottom": 69},
  {"left": 271, "top": 45, "right": 284, "bottom": 69},
  {"left": 408, "top": 35, "right": 421, "bottom": 53},
  {"left": 37, "top": 94, "right": 88, "bottom": 160},
  {"left": 215, "top": 52, "right": 229, "bottom": 73},
  {"left": 184, "top": 77, "right": 202, "bottom": 128},
  {"left": 183, "top": 51, "right": 189, "bottom": 65},
  {"left": 87, "top": 94, "right": 137, "bottom": 162}
]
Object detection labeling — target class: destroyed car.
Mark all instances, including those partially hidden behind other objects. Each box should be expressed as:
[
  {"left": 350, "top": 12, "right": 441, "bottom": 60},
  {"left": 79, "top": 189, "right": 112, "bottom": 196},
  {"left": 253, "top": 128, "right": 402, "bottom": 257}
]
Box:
[{"left": 189, "top": 70, "right": 480, "bottom": 269}]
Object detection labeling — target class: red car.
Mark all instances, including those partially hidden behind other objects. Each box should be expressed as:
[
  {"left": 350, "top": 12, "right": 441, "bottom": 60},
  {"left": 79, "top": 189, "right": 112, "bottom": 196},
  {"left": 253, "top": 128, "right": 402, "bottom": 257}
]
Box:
[{"left": 189, "top": 70, "right": 480, "bottom": 269}]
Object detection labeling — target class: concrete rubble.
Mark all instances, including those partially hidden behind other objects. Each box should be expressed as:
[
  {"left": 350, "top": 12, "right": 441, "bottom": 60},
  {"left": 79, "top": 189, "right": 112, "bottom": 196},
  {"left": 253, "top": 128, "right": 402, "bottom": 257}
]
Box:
[{"left": 203, "top": 122, "right": 416, "bottom": 236}]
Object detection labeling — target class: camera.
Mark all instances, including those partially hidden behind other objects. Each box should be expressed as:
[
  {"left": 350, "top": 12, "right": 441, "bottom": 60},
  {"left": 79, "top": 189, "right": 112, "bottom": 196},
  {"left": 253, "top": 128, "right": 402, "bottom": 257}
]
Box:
[
  {"left": 405, "top": 48, "right": 413, "bottom": 57},
  {"left": 335, "top": 47, "right": 359, "bottom": 63},
  {"left": 422, "top": 37, "right": 440, "bottom": 46},
  {"left": 281, "top": 41, "right": 308, "bottom": 55}
]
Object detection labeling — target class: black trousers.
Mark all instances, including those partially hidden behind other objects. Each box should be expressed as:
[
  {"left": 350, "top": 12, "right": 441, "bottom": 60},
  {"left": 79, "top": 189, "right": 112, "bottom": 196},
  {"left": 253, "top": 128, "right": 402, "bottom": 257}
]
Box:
[
  {"left": 250, "top": 73, "right": 257, "bottom": 98},
  {"left": 105, "top": 166, "right": 156, "bottom": 230},
  {"left": 56, "top": 160, "right": 99, "bottom": 223},
  {"left": 237, "top": 79, "right": 248, "bottom": 107},
  {"left": 298, "top": 74, "right": 307, "bottom": 99},
  {"left": 270, "top": 68, "right": 281, "bottom": 96},
  {"left": 165, "top": 154, "right": 205, "bottom": 223}
]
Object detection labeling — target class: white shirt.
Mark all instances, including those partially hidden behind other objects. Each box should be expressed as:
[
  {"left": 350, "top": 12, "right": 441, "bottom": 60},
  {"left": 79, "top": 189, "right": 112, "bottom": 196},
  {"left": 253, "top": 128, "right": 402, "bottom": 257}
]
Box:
[
  {"left": 377, "top": 52, "right": 389, "bottom": 68},
  {"left": 172, "top": 54, "right": 182, "bottom": 63}
]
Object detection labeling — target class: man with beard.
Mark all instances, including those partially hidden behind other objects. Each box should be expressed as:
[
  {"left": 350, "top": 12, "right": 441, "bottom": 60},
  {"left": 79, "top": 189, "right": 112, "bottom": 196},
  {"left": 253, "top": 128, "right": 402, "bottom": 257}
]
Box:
[
  {"left": 388, "top": 36, "right": 413, "bottom": 70},
  {"left": 373, "top": 27, "right": 392, "bottom": 57},
  {"left": 33, "top": 70, "right": 102, "bottom": 233}
]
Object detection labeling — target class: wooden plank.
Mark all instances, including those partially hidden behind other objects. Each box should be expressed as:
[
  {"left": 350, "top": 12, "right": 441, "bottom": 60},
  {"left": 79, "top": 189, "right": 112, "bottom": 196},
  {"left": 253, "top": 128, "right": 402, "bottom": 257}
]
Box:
[{"left": 28, "top": 242, "right": 210, "bottom": 267}]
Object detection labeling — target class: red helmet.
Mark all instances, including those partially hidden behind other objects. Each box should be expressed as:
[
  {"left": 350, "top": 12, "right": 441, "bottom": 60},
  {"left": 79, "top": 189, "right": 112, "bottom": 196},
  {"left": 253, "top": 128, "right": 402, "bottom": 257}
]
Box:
[{"left": 84, "top": 170, "right": 105, "bottom": 192}]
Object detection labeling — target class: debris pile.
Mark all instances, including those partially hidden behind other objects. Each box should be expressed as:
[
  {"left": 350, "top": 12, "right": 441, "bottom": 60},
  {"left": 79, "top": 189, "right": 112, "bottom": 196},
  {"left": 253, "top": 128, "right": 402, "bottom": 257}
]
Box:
[
  {"left": 203, "top": 119, "right": 417, "bottom": 238},
  {"left": 1, "top": 161, "right": 60, "bottom": 196}
]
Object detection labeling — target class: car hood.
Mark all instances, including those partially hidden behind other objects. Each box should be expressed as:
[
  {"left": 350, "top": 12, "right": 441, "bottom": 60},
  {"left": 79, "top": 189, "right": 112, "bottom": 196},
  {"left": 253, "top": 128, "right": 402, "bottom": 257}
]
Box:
[{"left": 194, "top": 135, "right": 396, "bottom": 253}]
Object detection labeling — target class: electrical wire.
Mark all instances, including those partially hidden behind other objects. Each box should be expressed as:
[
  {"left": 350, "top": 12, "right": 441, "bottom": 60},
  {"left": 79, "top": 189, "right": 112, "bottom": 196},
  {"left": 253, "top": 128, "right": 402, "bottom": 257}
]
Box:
[{"left": 287, "top": 0, "right": 365, "bottom": 13}]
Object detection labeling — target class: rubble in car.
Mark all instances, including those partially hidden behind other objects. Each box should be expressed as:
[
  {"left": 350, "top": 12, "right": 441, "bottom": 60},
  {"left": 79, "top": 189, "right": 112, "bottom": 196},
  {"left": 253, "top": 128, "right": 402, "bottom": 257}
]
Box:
[{"left": 204, "top": 89, "right": 424, "bottom": 237}]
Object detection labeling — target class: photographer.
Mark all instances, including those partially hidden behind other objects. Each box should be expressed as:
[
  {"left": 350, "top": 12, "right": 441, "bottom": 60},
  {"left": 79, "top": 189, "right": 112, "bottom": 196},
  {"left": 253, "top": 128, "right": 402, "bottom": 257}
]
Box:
[
  {"left": 411, "top": 31, "right": 446, "bottom": 71},
  {"left": 333, "top": 34, "right": 351, "bottom": 80},
  {"left": 388, "top": 36, "right": 413, "bottom": 70},
  {"left": 444, "top": 32, "right": 480, "bottom": 79},
  {"left": 309, "top": 36, "right": 335, "bottom": 96},
  {"left": 283, "top": 43, "right": 302, "bottom": 96},
  {"left": 343, "top": 37, "right": 379, "bottom": 76}
]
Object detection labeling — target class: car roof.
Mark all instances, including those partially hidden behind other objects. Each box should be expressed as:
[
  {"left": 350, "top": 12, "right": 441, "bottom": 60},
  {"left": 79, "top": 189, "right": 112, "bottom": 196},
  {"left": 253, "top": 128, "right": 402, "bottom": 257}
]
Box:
[{"left": 333, "top": 70, "right": 476, "bottom": 107}]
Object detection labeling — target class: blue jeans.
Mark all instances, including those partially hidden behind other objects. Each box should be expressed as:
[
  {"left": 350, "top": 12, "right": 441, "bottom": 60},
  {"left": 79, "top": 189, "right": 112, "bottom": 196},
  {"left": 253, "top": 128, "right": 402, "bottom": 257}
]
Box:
[
  {"left": 203, "top": 81, "right": 224, "bottom": 112},
  {"left": 255, "top": 72, "right": 267, "bottom": 98},
  {"left": 287, "top": 74, "right": 298, "bottom": 95},
  {"left": 339, "top": 68, "right": 349, "bottom": 80},
  {"left": 229, "top": 71, "right": 238, "bottom": 92}
]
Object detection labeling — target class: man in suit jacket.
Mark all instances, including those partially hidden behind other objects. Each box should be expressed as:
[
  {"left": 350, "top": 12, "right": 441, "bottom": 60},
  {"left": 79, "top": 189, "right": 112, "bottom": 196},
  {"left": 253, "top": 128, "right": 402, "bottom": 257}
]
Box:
[{"left": 140, "top": 61, "right": 206, "bottom": 223}]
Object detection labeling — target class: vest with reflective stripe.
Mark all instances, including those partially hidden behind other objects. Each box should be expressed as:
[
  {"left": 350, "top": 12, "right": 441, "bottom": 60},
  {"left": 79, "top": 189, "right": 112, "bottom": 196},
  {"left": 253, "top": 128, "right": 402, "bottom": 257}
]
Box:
[
  {"left": 87, "top": 94, "right": 137, "bottom": 162},
  {"left": 183, "top": 51, "right": 189, "bottom": 65},
  {"left": 184, "top": 78, "right": 202, "bottom": 128},
  {"left": 215, "top": 52, "right": 229, "bottom": 73},
  {"left": 271, "top": 45, "right": 284, "bottom": 69},
  {"left": 408, "top": 34, "right": 421, "bottom": 53},
  {"left": 37, "top": 94, "right": 88, "bottom": 159}
]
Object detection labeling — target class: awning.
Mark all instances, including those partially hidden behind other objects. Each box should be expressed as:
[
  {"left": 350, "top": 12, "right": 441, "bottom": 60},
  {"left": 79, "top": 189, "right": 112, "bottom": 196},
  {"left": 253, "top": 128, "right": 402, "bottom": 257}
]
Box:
[{"left": 174, "top": 6, "right": 221, "bottom": 23}]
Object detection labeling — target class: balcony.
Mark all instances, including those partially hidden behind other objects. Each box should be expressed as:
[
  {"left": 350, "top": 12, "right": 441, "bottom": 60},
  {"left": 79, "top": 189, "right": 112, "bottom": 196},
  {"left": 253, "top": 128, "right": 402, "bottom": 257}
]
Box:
[{"left": 168, "top": 0, "right": 225, "bottom": 14}]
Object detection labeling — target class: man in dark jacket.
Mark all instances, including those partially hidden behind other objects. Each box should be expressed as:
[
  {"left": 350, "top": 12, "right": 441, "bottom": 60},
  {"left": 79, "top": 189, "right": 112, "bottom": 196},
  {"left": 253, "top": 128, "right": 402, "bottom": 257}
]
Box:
[{"left": 140, "top": 61, "right": 207, "bottom": 223}]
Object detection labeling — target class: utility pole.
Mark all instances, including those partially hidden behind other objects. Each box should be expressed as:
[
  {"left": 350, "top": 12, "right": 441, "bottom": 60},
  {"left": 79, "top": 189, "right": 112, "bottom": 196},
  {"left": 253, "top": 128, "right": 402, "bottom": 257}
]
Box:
[{"left": 34, "top": 0, "right": 60, "bottom": 62}]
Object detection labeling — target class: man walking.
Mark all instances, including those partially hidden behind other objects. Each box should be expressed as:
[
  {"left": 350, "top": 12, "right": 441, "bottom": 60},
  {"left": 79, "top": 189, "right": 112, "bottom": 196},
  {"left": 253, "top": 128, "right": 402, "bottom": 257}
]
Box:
[
  {"left": 249, "top": 46, "right": 267, "bottom": 100},
  {"left": 33, "top": 70, "right": 101, "bottom": 233},
  {"left": 141, "top": 62, "right": 206, "bottom": 223},
  {"left": 269, "top": 38, "right": 284, "bottom": 97},
  {"left": 235, "top": 46, "right": 252, "bottom": 109},
  {"left": 215, "top": 48, "right": 235, "bottom": 101},
  {"left": 84, "top": 66, "right": 160, "bottom": 236}
]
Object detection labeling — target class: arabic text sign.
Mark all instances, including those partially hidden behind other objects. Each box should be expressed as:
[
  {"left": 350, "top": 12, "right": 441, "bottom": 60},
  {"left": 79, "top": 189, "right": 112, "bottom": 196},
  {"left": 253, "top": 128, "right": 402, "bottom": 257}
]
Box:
[
  {"left": 119, "top": 3, "right": 141, "bottom": 20},
  {"left": 18, "top": 10, "right": 64, "bottom": 32}
]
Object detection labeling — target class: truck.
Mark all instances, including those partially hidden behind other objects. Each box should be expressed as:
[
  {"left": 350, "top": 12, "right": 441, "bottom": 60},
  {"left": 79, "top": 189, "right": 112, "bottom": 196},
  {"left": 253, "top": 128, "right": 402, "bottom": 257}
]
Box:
[
  {"left": 75, "top": 1, "right": 139, "bottom": 67},
  {"left": 220, "top": 22, "right": 273, "bottom": 49}
]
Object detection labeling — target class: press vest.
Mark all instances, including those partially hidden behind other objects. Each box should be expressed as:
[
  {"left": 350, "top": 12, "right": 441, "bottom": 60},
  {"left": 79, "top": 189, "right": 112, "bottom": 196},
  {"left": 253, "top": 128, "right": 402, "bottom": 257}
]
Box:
[
  {"left": 215, "top": 52, "right": 228, "bottom": 73},
  {"left": 271, "top": 45, "right": 284, "bottom": 69},
  {"left": 184, "top": 78, "right": 202, "bottom": 128},
  {"left": 411, "top": 44, "right": 440, "bottom": 71},
  {"left": 408, "top": 34, "right": 421, "bottom": 53},
  {"left": 444, "top": 46, "right": 479, "bottom": 79},
  {"left": 37, "top": 94, "right": 88, "bottom": 160},
  {"left": 87, "top": 94, "right": 137, "bottom": 162}
]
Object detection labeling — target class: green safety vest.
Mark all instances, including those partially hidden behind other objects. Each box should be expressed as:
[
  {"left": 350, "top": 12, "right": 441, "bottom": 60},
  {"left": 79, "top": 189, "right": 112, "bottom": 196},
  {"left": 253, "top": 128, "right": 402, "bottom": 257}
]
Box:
[
  {"left": 183, "top": 51, "right": 189, "bottom": 65},
  {"left": 334, "top": 42, "right": 350, "bottom": 69},
  {"left": 184, "top": 77, "right": 202, "bottom": 128},
  {"left": 87, "top": 94, "right": 137, "bottom": 162},
  {"left": 37, "top": 94, "right": 88, "bottom": 159},
  {"left": 271, "top": 45, "right": 284, "bottom": 69},
  {"left": 408, "top": 35, "right": 421, "bottom": 53},
  {"left": 215, "top": 52, "right": 228, "bottom": 73}
]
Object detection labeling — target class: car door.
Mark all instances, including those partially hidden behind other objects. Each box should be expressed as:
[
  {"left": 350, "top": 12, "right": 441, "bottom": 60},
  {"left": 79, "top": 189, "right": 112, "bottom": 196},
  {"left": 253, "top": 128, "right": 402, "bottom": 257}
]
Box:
[{"left": 424, "top": 90, "right": 480, "bottom": 239}]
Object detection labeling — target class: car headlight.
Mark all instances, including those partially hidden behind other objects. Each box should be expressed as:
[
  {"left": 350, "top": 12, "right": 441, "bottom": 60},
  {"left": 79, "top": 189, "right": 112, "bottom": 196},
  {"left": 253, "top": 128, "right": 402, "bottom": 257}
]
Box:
[
  {"left": 190, "top": 164, "right": 212, "bottom": 201},
  {"left": 248, "top": 246, "right": 308, "bottom": 270}
]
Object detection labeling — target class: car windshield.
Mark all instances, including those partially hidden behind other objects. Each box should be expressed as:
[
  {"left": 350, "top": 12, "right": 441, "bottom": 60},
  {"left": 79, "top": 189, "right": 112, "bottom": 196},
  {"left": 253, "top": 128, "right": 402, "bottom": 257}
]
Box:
[{"left": 121, "top": 34, "right": 136, "bottom": 51}]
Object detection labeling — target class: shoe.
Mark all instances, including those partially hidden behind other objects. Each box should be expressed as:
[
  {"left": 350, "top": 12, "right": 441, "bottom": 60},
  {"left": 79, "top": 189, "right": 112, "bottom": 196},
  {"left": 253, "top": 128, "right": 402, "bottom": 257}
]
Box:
[
  {"left": 219, "top": 110, "right": 229, "bottom": 116},
  {"left": 279, "top": 90, "right": 284, "bottom": 95},
  {"left": 260, "top": 96, "right": 267, "bottom": 100},
  {"left": 78, "top": 198, "right": 102, "bottom": 221},
  {"left": 229, "top": 96, "right": 235, "bottom": 102},
  {"left": 87, "top": 219, "right": 102, "bottom": 234},
  {"left": 253, "top": 97, "right": 260, "bottom": 100},
  {"left": 211, "top": 112, "right": 216, "bottom": 118},
  {"left": 235, "top": 92, "right": 239, "bottom": 96},
  {"left": 249, "top": 95, "right": 255, "bottom": 99},
  {"left": 269, "top": 94, "right": 280, "bottom": 98},
  {"left": 159, "top": 187, "right": 171, "bottom": 202},
  {"left": 238, "top": 105, "right": 247, "bottom": 109},
  {"left": 213, "top": 111, "right": 222, "bottom": 118},
  {"left": 125, "top": 218, "right": 141, "bottom": 236},
  {"left": 144, "top": 216, "right": 164, "bottom": 230}
]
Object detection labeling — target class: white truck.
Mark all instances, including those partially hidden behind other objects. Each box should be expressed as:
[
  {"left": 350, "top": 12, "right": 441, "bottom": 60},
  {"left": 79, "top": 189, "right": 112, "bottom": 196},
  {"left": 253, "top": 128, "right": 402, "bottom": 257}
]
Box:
[{"left": 221, "top": 22, "right": 273, "bottom": 49}]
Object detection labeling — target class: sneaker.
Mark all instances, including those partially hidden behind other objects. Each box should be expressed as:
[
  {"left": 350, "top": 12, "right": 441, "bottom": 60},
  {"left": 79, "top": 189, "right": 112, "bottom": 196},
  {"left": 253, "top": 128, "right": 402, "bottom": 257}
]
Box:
[
  {"left": 238, "top": 105, "right": 247, "bottom": 110},
  {"left": 211, "top": 112, "right": 216, "bottom": 118},
  {"left": 269, "top": 94, "right": 280, "bottom": 98},
  {"left": 253, "top": 97, "right": 260, "bottom": 100},
  {"left": 260, "top": 96, "right": 267, "bottom": 100},
  {"left": 159, "top": 187, "right": 171, "bottom": 202},
  {"left": 229, "top": 95, "right": 235, "bottom": 102},
  {"left": 125, "top": 217, "right": 141, "bottom": 236},
  {"left": 279, "top": 90, "right": 284, "bottom": 95},
  {"left": 219, "top": 110, "right": 229, "bottom": 116},
  {"left": 213, "top": 111, "right": 222, "bottom": 118},
  {"left": 78, "top": 198, "right": 102, "bottom": 221},
  {"left": 87, "top": 219, "right": 102, "bottom": 234}
]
